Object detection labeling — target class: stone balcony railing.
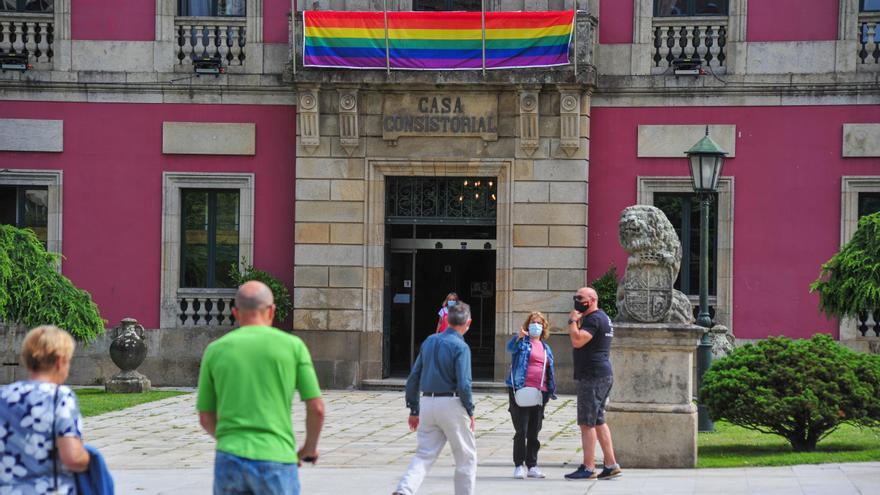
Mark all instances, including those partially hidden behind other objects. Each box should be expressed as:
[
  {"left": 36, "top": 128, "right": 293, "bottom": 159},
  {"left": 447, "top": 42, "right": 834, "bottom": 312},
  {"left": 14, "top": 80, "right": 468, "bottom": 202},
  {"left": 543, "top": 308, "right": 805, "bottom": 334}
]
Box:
[
  {"left": 854, "top": 310, "right": 880, "bottom": 337},
  {"left": 0, "top": 12, "right": 54, "bottom": 66},
  {"left": 857, "top": 12, "right": 880, "bottom": 69},
  {"left": 286, "top": 10, "right": 598, "bottom": 86},
  {"left": 175, "top": 16, "right": 247, "bottom": 69},
  {"left": 651, "top": 16, "right": 727, "bottom": 74},
  {"left": 176, "top": 288, "right": 237, "bottom": 327}
]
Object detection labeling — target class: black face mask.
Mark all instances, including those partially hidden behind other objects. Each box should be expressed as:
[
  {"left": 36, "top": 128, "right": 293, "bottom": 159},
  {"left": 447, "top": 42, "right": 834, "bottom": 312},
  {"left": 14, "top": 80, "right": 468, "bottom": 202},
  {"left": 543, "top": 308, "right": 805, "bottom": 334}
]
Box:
[{"left": 573, "top": 297, "right": 589, "bottom": 313}]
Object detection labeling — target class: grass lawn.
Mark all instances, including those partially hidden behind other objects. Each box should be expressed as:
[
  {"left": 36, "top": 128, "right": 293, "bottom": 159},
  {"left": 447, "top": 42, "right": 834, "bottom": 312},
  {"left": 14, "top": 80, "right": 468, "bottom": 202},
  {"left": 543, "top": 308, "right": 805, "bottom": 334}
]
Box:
[
  {"left": 75, "top": 388, "right": 188, "bottom": 417},
  {"left": 698, "top": 421, "right": 880, "bottom": 468}
]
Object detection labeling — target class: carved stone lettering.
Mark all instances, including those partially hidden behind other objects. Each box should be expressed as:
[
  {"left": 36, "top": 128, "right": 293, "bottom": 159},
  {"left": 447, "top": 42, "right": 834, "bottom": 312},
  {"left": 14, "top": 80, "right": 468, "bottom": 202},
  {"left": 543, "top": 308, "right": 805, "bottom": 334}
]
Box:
[
  {"left": 382, "top": 93, "right": 498, "bottom": 141},
  {"left": 616, "top": 205, "right": 695, "bottom": 324}
]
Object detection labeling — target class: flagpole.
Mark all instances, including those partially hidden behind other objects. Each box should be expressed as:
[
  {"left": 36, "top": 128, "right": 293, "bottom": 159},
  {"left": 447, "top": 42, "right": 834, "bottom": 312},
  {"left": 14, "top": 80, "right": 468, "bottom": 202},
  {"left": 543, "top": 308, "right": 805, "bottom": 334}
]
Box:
[
  {"left": 384, "top": 0, "right": 390, "bottom": 75},
  {"left": 480, "top": 0, "right": 486, "bottom": 77},
  {"left": 573, "top": 10, "right": 577, "bottom": 75}
]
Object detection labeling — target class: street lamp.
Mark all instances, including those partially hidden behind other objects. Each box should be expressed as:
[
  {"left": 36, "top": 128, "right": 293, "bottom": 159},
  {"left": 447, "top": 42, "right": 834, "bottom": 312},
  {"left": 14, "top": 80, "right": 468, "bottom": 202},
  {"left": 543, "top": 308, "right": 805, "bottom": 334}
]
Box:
[{"left": 686, "top": 126, "right": 727, "bottom": 433}]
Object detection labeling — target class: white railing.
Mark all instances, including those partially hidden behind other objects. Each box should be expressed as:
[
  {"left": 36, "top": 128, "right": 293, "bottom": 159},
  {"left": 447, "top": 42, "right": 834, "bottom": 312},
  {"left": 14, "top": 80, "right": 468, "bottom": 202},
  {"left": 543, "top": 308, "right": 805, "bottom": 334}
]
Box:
[
  {"left": 858, "top": 12, "right": 880, "bottom": 68},
  {"left": 0, "top": 13, "right": 54, "bottom": 64},
  {"left": 651, "top": 17, "right": 727, "bottom": 73},
  {"left": 176, "top": 289, "right": 237, "bottom": 327},
  {"left": 175, "top": 16, "right": 246, "bottom": 67}
]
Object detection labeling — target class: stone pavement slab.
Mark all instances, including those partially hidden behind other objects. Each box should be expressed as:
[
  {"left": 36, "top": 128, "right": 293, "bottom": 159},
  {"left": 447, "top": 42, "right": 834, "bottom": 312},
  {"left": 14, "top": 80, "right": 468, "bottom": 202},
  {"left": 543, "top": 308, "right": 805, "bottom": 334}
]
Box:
[{"left": 85, "top": 390, "right": 880, "bottom": 494}]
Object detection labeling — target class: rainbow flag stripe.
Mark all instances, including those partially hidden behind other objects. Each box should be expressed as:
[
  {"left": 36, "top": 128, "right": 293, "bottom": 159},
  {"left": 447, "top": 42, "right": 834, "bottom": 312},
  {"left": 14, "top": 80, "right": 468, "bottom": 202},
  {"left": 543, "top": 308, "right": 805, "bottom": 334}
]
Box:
[{"left": 303, "top": 11, "right": 574, "bottom": 70}]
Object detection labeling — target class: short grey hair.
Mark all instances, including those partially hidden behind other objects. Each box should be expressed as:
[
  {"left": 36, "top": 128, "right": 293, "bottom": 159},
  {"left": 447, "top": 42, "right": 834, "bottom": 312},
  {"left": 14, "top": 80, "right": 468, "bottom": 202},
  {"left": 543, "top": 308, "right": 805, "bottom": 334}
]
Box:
[
  {"left": 235, "top": 280, "right": 274, "bottom": 310},
  {"left": 447, "top": 301, "right": 471, "bottom": 327}
]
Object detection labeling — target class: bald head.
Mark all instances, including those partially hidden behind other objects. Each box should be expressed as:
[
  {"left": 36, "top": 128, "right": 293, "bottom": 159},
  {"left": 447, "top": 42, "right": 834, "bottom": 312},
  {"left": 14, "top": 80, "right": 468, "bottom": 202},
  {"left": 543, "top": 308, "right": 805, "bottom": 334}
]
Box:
[
  {"left": 576, "top": 286, "right": 599, "bottom": 313},
  {"left": 233, "top": 281, "right": 276, "bottom": 327},
  {"left": 235, "top": 281, "right": 274, "bottom": 311}
]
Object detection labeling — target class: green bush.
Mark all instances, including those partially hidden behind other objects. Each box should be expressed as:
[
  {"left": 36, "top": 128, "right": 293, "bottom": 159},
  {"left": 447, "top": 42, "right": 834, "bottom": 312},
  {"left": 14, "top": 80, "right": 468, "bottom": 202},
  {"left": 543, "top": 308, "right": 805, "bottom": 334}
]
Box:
[
  {"left": 699, "top": 334, "right": 880, "bottom": 452},
  {"left": 0, "top": 225, "right": 105, "bottom": 341},
  {"left": 590, "top": 265, "right": 619, "bottom": 319},
  {"left": 811, "top": 211, "right": 880, "bottom": 320},
  {"left": 229, "top": 261, "right": 292, "bottom": 326}
]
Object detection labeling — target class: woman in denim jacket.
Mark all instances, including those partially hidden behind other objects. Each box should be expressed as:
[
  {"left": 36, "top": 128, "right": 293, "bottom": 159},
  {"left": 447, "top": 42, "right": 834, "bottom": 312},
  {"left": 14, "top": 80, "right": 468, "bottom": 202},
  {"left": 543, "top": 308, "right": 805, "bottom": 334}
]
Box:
[{"left": 505, "top": 311, "right": 557, "bottom": 480}]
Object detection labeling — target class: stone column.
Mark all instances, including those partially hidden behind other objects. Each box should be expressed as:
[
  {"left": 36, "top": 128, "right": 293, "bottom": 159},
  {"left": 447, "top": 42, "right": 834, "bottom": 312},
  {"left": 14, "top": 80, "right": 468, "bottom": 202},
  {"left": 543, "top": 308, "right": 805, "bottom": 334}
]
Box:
[{"left": 605, "top": 322, "right": 703, "bottom": 468}]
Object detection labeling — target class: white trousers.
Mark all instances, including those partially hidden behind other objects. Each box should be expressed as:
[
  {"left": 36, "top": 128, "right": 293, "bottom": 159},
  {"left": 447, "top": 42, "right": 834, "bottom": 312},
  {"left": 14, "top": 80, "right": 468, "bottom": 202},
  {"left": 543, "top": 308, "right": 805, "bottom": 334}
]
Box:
[{"left": 395, "top": 397, "right": 477, "bottom": 495}]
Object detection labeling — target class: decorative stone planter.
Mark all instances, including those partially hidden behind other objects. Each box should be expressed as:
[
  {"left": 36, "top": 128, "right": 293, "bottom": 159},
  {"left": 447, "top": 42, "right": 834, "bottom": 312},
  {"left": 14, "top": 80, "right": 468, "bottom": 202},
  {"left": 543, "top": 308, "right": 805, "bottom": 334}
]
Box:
[{"left": 106, "top": 318, "right": 151, "bottom": 393}]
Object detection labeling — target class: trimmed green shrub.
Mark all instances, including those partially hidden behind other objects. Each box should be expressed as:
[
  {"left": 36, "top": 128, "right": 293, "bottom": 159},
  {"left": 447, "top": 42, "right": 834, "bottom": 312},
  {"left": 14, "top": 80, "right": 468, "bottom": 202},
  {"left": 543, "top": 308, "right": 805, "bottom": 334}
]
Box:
[
  {"left": 590, "top": 265, "right": 619, "bottom": 319},
  {"left": 811, "top": 211, "right": 880, "bottom": 320},
  {"left": 229, "top": 261, "right": 292, "bottom": 326},
  {"left": 0, "top": 225, "right": 105, "bottom": 341},
  {"left": 699, "top": 334, "right": 880, "bottom": 452}
]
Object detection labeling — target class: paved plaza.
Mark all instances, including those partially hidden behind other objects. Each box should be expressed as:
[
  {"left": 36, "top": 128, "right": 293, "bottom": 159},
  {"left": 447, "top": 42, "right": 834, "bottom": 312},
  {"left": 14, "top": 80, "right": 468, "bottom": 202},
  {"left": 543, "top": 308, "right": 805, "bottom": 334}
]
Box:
[{"left": 85, "top": 390, "right": 880, "bottom": 495}]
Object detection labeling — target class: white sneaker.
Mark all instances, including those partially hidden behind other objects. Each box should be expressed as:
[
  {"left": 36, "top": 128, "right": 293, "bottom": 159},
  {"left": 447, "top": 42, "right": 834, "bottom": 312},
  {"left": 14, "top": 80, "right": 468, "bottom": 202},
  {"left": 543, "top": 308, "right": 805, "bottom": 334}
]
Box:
[
  {"left": 514, "top": 465, "right": 526, "bottom": 479},
  {"left": 527, "top": 466, "right": 546, "bottom": 479}
]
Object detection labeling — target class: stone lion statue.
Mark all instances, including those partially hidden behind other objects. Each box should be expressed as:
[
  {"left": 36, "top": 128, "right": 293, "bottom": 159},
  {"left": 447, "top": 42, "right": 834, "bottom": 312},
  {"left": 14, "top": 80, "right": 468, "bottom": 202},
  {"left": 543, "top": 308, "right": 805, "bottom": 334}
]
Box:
[{"left": 616, "top": 205, "right": 694, "bottom": 324}]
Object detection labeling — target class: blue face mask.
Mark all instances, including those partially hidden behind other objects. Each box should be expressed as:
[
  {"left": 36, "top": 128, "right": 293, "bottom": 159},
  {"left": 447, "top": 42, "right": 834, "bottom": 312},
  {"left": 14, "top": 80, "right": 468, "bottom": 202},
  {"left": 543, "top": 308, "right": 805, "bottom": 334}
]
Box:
[
  {"left": 528, "top": 323, "right": 543, "bottom": 339},
  {"left": 447, "top": 300, "right": 457, "bottom": 308}
]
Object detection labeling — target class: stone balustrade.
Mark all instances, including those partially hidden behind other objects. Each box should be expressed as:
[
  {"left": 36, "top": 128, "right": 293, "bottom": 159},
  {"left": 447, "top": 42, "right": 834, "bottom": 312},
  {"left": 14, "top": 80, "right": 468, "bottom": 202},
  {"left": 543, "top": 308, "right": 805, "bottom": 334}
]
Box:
[
  {"left": 651, "top": 17, "right": 727, "bottom": 73},
  {"left": 856, "top": 309, "right": 880, "bottom": 337},
  {"left": 176, "top": 289, "right": 236, "bottom": 327},
  {"left": 0, "top": 13, "right": 54, "bottom": 65},
  {"left": 175, "top": 16, "right": 247, "bottom": 67},
  {"left": 858, "top": 12, "right": 880, "bottom": 68}
]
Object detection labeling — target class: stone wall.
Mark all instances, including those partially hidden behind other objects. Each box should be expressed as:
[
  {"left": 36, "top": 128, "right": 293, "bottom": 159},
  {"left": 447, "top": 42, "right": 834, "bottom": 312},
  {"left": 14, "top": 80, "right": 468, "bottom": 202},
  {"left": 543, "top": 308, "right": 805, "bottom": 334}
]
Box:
[{"left": 0, "top": 325, "right": 229, "bottom": 387}]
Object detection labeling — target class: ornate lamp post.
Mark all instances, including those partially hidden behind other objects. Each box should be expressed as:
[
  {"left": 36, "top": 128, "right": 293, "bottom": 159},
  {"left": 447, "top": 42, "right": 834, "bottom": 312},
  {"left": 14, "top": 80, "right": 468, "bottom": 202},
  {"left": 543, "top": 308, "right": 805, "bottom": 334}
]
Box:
[{"left": 686, "top": 126, "right": 727, "bottom": 433}]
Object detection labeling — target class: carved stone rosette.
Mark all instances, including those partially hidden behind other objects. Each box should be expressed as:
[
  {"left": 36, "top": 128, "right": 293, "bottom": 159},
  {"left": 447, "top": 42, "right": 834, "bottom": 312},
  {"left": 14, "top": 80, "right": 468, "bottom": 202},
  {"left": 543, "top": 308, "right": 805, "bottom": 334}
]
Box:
[
  {"left": 518, "top": 90, "right": 539, "bottom": 156},
  {"left": 559, "top": 90, "right": 581, "bottom": 156},
  {"left": 298, "top": 87, "right": 320, "bottom": 151},
  {"left": 337, "top": 89, "right": 359, "bottom": 155}
]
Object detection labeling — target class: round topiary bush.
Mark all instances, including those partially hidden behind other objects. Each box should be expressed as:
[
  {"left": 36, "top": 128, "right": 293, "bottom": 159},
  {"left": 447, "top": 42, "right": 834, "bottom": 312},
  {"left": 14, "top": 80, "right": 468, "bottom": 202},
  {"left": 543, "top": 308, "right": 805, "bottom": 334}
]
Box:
[
  {"left": 699, "top": 334, "right": 880, "bottom": 452},
  {"left": 0, "top": 225, "right": 105, "bottom": 341}
]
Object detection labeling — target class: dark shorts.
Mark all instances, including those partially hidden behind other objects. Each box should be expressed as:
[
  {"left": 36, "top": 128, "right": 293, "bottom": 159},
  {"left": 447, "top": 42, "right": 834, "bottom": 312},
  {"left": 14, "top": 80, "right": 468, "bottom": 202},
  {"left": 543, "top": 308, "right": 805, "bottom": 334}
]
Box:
[{"left": 576, "top": 375, "right": 613, "bottom": 426}]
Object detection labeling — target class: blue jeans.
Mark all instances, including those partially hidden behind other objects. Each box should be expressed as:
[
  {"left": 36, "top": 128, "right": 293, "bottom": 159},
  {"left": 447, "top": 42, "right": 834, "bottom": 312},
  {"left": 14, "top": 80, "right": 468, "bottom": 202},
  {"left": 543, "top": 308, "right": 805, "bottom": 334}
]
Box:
[{"left": 214, "top": 451, "right": 300, "bottom": 495}]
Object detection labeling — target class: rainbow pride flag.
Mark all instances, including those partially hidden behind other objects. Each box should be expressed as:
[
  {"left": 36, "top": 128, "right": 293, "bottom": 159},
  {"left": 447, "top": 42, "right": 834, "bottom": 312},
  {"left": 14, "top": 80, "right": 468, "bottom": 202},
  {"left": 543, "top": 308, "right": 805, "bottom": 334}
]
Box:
[{"left": 303, "top": 10, "right": 574, "bottom": 70}]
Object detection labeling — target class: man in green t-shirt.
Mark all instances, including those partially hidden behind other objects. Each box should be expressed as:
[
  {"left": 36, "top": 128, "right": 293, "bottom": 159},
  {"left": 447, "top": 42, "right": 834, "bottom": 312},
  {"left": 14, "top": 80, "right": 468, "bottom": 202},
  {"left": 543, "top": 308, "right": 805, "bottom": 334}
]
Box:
[{"left": 197, "top": 281, "right": 325, "bottom": 495}]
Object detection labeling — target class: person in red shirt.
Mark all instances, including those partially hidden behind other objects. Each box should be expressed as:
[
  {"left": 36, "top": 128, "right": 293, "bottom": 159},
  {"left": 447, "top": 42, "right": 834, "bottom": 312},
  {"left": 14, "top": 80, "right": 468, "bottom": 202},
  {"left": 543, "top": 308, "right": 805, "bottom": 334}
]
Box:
[{"left": 435, "top": 292, "right": 460, "bottom": 333}]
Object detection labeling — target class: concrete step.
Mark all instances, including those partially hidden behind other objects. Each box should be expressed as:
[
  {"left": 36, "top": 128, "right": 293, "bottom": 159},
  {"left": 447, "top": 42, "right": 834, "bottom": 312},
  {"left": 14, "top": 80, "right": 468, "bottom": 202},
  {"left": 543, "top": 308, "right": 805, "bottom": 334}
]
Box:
[{"left": 361, "top": 378, "right": 507, "bottom": 392}]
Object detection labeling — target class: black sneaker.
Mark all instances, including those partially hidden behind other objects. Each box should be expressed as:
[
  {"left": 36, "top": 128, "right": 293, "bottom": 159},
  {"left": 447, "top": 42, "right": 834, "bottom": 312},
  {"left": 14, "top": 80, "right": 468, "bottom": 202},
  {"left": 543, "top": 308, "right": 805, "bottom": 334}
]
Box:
[
  {"left": 564, "top": 464, "right": 597, "bottom": 480},
  {"left": 597, "top": 465, "right": 622, "bottom": 480}
]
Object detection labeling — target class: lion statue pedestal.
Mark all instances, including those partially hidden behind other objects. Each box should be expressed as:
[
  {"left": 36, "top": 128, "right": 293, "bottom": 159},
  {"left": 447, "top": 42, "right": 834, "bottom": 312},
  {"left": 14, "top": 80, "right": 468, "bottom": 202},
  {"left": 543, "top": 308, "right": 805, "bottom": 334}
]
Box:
[{"left": 606, "top": 205, "right": 705, "bottom": 468}]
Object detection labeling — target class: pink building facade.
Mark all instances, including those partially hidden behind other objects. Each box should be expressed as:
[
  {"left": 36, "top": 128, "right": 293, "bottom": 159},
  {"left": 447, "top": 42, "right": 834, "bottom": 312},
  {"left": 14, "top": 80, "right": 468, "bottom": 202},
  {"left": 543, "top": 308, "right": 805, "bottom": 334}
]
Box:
[{"left": 1, "top": 0, "right": 878, "bottom": 387}]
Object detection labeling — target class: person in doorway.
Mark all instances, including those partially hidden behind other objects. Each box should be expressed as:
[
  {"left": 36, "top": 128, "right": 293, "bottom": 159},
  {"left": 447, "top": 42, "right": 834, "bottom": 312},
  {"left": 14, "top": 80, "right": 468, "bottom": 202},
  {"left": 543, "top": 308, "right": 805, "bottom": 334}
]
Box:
[
  {"left": 197, "top": 280, "right": 325, "bottom": 495},
  {"left": 393, "top": 302, "right": 477, "bottom": 495},
  {"left": 435, "top": 292, "right": 460, "bottom": 333},
  {"left": 564, "top": 287, "right": 623, "bottom": 481},
  {"left": 0, "top": 326, "right": 90, "bottom": 494},
  {"left": 505, "top": 311, "right": 557, "bottom": 480}
]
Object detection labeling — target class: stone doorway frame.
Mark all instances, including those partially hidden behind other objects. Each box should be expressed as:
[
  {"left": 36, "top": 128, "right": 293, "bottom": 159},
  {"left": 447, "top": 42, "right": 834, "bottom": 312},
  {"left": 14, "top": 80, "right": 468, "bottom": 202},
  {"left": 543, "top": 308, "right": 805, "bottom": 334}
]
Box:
[{"left": 364, "top": 159, "right": 513, "bottom": 381}]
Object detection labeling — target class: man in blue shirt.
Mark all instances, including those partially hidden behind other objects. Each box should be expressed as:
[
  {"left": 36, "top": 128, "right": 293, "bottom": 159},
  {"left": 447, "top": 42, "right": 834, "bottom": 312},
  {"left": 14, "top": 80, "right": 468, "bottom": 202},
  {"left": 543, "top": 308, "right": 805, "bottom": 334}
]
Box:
[{"left": 394, "top": 302, "right": 476, "bottom": 495}]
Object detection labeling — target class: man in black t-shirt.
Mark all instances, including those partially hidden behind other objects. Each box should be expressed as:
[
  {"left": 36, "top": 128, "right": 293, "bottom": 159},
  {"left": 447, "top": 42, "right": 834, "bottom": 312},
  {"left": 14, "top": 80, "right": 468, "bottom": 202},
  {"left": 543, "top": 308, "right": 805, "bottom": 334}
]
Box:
[{"left": 563, "top": 287, "right": 622, "bottom": 481}]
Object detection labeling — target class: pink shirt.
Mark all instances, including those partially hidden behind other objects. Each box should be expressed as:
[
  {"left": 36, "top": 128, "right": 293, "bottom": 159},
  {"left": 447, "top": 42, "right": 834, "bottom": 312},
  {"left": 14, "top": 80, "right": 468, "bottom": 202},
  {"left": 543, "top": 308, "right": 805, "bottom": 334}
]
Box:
[{"left": 523, "top": 339, "right": 547, "bottom": 391}]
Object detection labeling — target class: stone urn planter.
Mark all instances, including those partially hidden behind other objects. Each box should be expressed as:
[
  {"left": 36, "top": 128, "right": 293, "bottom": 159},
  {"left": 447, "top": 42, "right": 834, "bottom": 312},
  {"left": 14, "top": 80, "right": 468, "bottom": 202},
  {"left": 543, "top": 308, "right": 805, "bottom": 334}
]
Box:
[{"left": 105, "top": 318, "right": 151, "bottom": 393}]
